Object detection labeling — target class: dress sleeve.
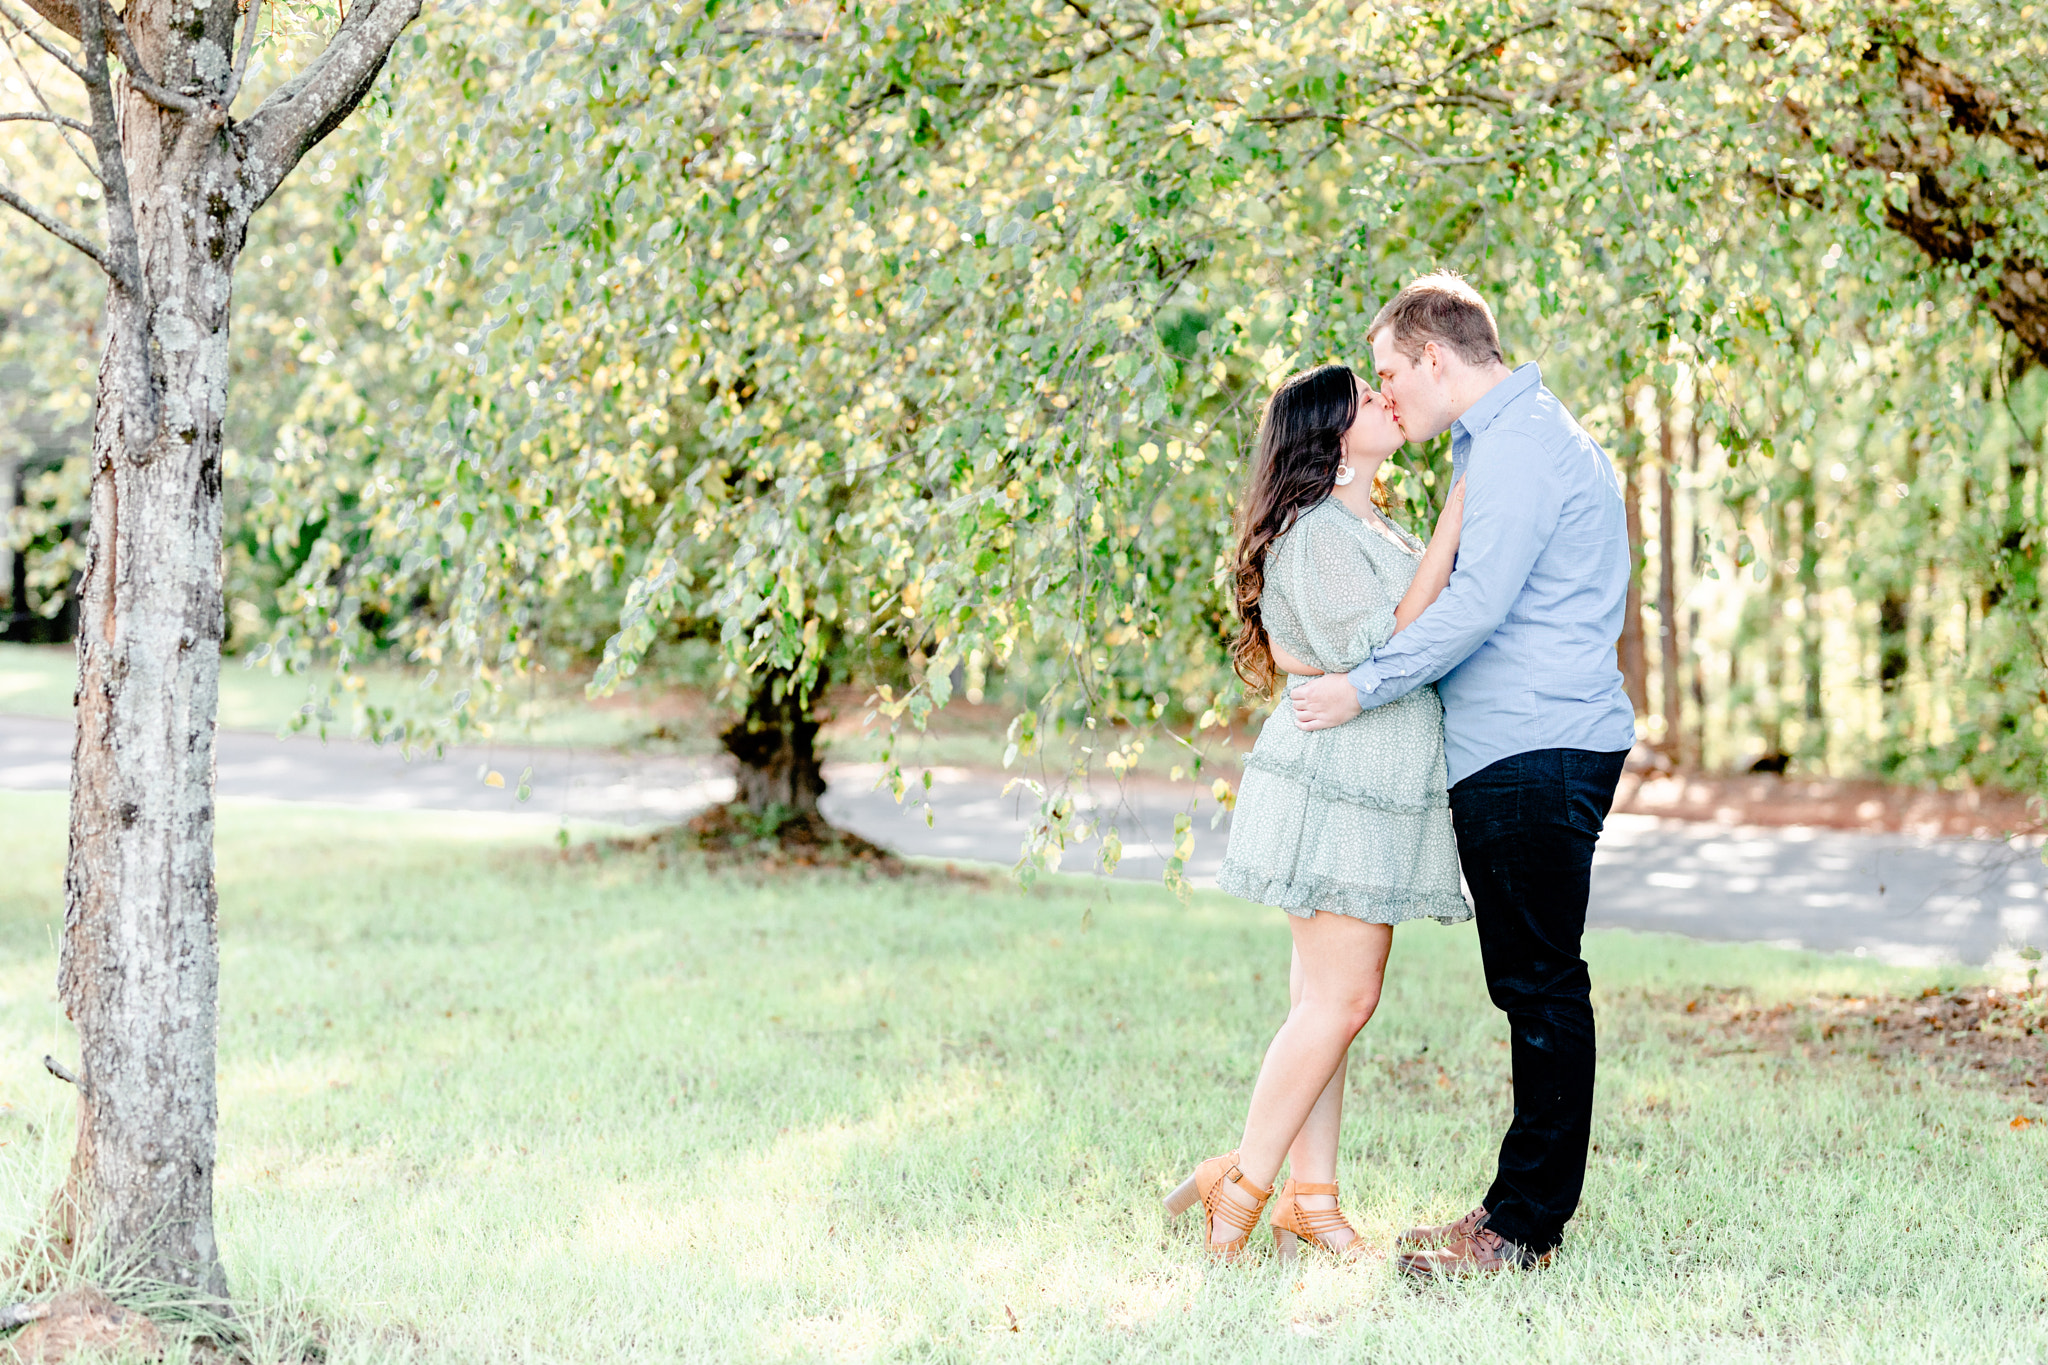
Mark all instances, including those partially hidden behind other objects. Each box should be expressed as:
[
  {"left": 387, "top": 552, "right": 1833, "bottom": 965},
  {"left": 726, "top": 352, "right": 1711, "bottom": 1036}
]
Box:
[{"left": 1264, "top": 511, "right": 1398, "bottom": 674}]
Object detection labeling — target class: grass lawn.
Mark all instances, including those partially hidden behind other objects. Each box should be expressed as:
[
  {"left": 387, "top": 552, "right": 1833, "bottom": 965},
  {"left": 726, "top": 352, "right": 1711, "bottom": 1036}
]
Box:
[{"left": 0, "top": 792, "right": 2040, "bottom": 1362}]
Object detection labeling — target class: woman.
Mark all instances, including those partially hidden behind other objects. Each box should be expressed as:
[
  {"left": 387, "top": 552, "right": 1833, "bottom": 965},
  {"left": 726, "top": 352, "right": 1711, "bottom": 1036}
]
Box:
[{"left": 1164, "top": 363, "right": 1469, "bottom": 1261}]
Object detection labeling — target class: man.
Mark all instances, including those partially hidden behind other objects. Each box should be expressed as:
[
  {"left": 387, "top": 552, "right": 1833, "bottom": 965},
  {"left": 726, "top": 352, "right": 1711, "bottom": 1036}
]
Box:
[{"left": 1289, "top": 273, "right": 1636, "bottom": 1275}]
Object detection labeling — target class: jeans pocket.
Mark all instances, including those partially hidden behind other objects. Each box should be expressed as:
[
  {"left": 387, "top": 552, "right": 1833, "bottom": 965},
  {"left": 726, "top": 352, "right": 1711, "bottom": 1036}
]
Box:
[
  {"left": 1562, "top": 752, "right": 1624, "bottom": 835},
  {"left": 1450, "top": 761, "right": 1527, "bottom": 842}
]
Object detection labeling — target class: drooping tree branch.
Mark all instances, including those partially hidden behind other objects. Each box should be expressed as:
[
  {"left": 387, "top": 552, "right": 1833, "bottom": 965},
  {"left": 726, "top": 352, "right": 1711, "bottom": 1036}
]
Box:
[
  {"left": 1864, "top": 177, "right": 2048, "bottom": 367},
  {"left": 1759, "top": 12, "right": 2048, "bottom": 369},
  {"left": 1773, "top": 116, "right": 2048, "bottom": 367},
  {"left": 239, "top": 0, "right": 422, "bottom": 208},
  {"left": 1874, "top": 23, "right": 2048, "bottom": 173}
]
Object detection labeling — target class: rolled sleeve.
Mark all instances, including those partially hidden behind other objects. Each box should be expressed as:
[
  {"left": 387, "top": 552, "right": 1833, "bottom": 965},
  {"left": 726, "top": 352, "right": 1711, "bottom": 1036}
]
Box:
[{"left": 1347, "top": 432, "right": 1562, "bottom": 709}]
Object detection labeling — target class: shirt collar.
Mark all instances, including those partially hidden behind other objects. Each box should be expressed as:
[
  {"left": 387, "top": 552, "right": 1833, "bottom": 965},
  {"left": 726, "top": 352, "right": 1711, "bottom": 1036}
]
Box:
[{"left": 1450, "top": 362, "right": 1542, "bottom": 443}]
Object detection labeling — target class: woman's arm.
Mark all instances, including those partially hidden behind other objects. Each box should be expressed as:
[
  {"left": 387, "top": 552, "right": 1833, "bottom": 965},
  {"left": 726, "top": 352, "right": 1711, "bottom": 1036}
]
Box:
[
  {"left": 1393, "top": 479, "right": 1464, "bottom": 632},
  {"left": 1268, "top": 638, "right": 1321, "bottom": 676}
]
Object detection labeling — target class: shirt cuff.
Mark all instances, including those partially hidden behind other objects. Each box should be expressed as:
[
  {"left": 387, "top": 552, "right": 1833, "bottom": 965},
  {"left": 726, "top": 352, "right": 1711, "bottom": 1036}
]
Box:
[{"left": 1347, "top": 659, "right": 1384, "bottom": 709}]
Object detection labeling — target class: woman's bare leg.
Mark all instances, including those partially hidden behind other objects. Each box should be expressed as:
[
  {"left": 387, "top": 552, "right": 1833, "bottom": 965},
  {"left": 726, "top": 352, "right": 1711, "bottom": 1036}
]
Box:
[
  {"left": 1207, "top": 913, "right": 1390, "bottom": 1244},
  {"left": 1283, "top": 940, "right": 1356, "bottom": 1246},
  {"left": 1284, "top": 944, "right": 1346, "bottom": 1184}
]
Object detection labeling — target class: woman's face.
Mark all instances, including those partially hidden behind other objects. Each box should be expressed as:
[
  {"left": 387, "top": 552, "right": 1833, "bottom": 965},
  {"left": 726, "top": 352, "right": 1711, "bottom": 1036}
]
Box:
[{"left": 1340, "top": 378, "right": 1406, "bottom": 464}]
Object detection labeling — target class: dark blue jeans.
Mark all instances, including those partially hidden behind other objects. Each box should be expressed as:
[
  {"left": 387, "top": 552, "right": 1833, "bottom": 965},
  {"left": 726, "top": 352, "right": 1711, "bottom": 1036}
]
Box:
[{"left": 1448, "top": 746, "right": 1628, "bottom": 1255}]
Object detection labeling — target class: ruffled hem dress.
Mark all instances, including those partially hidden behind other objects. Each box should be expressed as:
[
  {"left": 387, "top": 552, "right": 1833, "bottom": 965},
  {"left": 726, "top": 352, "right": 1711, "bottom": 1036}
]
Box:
[{"left": 1216, "top": 497, "right": 1472, "bottom": 926}]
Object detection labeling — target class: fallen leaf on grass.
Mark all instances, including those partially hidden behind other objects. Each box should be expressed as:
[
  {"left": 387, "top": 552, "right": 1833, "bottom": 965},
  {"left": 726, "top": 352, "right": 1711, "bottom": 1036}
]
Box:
[{"left": 2012, "top": 1115, "right": 2038, "bottom": 1129}]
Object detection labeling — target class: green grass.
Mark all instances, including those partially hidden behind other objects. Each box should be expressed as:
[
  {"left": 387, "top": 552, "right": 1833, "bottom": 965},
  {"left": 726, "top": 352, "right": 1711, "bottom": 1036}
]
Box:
[{"left": 0, "top": 791, "right": 2041, "bottom": 1362}]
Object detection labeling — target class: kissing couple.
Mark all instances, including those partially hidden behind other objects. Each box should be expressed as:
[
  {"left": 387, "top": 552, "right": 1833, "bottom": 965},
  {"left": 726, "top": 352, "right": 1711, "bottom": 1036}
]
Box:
[{"left": 1164, "top": 273, "right": 1637, "bottom": 1276}]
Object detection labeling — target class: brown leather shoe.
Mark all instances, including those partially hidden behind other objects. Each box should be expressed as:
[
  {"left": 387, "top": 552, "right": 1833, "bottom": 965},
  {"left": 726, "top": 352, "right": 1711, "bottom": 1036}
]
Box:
[
  {"left": 1394, "top": 1204, "right": 1488, "bottom": 1251},
  {"left": 1397, "top": 1227, "right": 1554, "bottom": 1278}
]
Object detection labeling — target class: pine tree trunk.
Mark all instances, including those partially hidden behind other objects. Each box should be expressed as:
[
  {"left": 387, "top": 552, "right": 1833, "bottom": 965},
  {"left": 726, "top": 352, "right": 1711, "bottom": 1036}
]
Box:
[{"left": 721, "top": 668, "right": 827, "bottom": 816}]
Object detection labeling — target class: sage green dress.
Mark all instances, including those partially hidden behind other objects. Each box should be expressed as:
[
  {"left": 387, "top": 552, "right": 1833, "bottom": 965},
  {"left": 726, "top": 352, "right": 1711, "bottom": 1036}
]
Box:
[{"left": 1216, "top": 497, "right": 1471, "bottom": 925}]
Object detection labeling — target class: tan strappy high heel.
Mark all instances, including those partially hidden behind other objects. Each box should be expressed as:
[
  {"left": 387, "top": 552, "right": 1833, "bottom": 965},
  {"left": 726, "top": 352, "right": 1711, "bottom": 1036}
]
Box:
[
  {"left": 1163, "top": 1152, "right": 1272, "bottom": 1262},
  {"left": 1269, "top": 1179, "right": 1361, "bottom": 1262}
]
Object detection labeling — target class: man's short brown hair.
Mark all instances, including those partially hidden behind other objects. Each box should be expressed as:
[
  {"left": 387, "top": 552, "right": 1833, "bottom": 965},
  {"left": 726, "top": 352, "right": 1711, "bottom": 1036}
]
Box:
[{"left": 1368, "top": 271, "right": 1504, "bottom": 367}]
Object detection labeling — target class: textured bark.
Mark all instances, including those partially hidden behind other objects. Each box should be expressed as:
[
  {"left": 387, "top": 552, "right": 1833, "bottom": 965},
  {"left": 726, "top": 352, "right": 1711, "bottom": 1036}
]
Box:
[
  {"left": 0, "top": 0, "right": 420, "bottom": 1299},
  {"left": 721, "top": 670, "right": 827, "bottom": 816},
  {"left": 60, "top": 89, "right": 244, "bottom": 1297}
]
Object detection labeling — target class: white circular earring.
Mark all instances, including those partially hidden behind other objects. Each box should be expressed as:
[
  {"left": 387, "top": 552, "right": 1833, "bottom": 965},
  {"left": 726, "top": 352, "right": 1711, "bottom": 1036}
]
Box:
[{"left": 1333, "top": 462, "right": 1356, "bottom": 487}]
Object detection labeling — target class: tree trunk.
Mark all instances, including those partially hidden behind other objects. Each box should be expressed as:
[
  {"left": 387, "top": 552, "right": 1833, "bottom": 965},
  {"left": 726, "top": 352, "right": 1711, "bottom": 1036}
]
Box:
[
  {"left": 1656, "top": 388, "right": 1681, "bottom": 758},
  {"left": 721, "top": 668, "right": 827, "bottom": 816},
  {"left": 1795, "top": 470, "right": 1824, "bottom": 755},
  {"left": 8, "top": 0, "right": 420, "bottom": 1300},
  {"left": 1878, "top": 434, "right": 1926, "bottom": 772},
  {"left": 1617, "top": 388, "right": 1649, "bottom": 718},
  {"left": 1685, "top": 409, "right": 1707, "bottom": 767},
  {"left": 57, "top": 86, "right": 251, "bottom": 1303},
  {"left": 1760, "top": 494, "right": 1787, "bottom": 763}
]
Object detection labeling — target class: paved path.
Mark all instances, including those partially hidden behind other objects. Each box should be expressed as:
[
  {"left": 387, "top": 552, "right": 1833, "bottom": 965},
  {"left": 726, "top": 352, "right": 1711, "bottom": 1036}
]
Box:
[{"left": 3, "top": 715, "right": 2040, "bottom": 967}]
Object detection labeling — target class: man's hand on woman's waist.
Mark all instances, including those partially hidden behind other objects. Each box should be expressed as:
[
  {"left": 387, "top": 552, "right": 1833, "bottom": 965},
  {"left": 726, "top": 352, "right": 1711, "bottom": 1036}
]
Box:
[{"left": 1290, "top": 672, "right": 1363, "bottom": 730}]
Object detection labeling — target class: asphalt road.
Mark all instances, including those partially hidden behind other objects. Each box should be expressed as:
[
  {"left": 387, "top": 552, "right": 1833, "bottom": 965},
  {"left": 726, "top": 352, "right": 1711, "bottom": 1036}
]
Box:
[{"left": 3, "top": 714, "right": 2040, "bottom": 967}]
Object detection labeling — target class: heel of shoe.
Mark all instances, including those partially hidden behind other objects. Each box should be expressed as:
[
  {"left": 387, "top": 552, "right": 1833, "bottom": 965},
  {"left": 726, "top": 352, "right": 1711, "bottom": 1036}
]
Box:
[
  {"left": 1163, "top": 1173, "right": 1201, "bottom": 1217},
  {"left": 1273, "top": 1228, "right": 1299, "bottom": 1264}
]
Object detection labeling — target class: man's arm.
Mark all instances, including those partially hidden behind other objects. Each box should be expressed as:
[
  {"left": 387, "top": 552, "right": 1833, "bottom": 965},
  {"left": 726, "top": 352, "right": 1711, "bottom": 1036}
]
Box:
[{"left": 1291, "top": 435, "right": 1560, "bottom": 730}]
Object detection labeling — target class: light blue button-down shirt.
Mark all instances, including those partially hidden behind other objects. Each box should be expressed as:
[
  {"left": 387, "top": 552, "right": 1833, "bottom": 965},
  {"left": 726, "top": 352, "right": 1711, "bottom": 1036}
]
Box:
[{"left": 1346, "top": 363, "right": 1637, "bottom": 785}]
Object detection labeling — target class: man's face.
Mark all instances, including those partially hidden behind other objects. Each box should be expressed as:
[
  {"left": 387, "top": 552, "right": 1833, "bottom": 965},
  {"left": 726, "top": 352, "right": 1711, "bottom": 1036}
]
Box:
[{"left": 1369, "top": 331, "right": 1453, "bottom": 443}]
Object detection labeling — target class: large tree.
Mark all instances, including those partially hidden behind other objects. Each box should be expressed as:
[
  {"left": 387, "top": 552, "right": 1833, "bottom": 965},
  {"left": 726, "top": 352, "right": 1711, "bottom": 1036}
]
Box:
[
  {"left": 239, "top": 0, "right": 1575, "bottom": 881},
  {"left": 237, "top": 0, "right": 2047, "bottom": 860},
  {"left": 0, "top": 0, "right": 419, "bottom": 1296}
]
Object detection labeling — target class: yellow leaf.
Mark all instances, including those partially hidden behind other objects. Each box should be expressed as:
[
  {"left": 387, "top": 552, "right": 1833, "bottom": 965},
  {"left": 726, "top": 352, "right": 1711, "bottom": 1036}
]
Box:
[{"left": 483, "top": 770, "right": 505, "bottom": 788}]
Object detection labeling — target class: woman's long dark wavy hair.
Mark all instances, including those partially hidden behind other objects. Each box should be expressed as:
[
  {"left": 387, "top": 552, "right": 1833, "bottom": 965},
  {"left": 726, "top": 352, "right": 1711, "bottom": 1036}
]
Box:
[{"left": 1229, "top": 364, "right": 1387, "bottom": 696}]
